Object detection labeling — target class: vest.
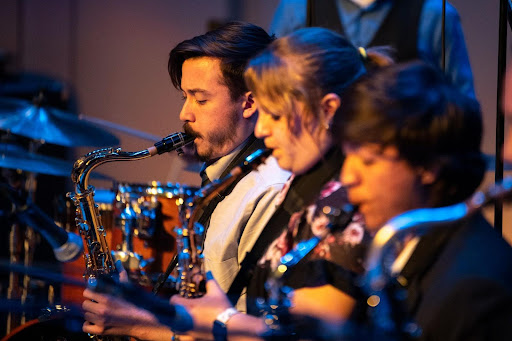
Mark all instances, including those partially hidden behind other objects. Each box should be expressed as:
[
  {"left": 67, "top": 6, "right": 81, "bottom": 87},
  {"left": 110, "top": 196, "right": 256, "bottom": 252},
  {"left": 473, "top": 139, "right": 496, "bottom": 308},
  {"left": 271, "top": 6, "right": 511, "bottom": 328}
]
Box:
[{"left": 307, "top": 0, "right": 425, "bottom": 62}]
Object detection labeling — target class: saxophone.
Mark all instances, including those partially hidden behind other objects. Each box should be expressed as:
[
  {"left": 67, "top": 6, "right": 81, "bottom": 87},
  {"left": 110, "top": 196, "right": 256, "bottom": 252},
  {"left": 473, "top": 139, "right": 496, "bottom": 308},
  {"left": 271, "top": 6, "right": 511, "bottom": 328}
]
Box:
[{"left": 67, "top": 132, "right": 193, "bottom": 340}]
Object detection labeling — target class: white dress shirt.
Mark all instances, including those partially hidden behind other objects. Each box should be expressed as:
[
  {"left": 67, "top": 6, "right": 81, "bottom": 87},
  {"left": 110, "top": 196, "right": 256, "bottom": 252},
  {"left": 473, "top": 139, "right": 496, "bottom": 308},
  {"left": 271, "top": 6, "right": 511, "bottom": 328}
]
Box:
[{"left": 202, "top": 145, "right": 291, "bottom": 310}]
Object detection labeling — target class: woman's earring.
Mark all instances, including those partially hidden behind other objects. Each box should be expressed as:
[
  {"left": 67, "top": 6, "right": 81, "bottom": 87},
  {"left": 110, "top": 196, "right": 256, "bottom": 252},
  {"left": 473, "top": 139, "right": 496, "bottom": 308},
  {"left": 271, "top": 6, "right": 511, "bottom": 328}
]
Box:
[{"left": 420, "top": 170, "right": 436, "bottom": 185}]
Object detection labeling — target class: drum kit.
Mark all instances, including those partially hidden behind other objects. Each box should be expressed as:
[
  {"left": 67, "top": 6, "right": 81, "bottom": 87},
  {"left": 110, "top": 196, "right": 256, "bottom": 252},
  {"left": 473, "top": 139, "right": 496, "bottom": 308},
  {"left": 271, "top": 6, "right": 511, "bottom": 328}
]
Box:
[{"left": 0, "top": 94, "right": 198, "bottom": 340}]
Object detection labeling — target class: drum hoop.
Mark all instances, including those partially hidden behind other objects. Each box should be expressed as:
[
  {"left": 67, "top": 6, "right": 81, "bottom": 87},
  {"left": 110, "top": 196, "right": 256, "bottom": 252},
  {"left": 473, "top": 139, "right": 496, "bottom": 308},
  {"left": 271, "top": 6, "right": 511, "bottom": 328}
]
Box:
[{"left": 1, "top": 319, "right": 39, "bottom": 341}]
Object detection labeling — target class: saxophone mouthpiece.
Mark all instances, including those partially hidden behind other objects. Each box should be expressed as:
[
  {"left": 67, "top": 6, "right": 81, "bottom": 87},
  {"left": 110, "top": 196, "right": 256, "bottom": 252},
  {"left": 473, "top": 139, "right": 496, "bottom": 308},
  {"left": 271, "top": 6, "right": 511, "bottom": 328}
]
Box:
[{"left": 148, "top": 132, "right": 194, "bottom": 156}]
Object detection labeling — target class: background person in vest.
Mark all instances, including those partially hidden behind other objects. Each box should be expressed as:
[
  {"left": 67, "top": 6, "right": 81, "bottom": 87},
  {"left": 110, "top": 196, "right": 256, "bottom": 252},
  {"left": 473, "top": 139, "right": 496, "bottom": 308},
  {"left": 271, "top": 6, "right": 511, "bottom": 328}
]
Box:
[
  {"left": 81, "top": 21, "right": 291, "bottom": 340},
  {"left": 269, "top": 0, "right": 475, "bottom": 99},
  {"left": 336, "top": 61, "right": 512, "bottom": 340}
]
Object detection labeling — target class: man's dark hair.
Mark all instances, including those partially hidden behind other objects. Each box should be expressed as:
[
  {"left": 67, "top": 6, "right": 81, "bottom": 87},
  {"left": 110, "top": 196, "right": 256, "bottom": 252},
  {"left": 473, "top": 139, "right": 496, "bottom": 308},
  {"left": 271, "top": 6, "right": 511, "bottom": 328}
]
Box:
[
  {"left": 168, "top": 21, "right": 274, "bottom": 100},
  {"left": 334, "top": 61, "right": 486, "bottom": 206}
]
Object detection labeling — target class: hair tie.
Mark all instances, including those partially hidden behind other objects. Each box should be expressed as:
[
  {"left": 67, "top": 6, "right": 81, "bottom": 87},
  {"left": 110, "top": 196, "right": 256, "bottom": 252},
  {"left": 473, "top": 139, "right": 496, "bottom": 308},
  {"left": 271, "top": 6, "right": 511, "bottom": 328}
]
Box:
[{"left": 358, "top": 46, "right": 367, "bottom": 60}]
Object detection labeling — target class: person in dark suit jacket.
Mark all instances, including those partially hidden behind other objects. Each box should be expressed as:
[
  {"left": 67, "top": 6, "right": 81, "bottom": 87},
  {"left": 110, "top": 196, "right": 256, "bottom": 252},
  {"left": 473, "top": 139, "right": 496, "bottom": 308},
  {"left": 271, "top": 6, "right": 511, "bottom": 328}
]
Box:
[{"left": 335, "top": 61, "right": 512, "bottom": 340}]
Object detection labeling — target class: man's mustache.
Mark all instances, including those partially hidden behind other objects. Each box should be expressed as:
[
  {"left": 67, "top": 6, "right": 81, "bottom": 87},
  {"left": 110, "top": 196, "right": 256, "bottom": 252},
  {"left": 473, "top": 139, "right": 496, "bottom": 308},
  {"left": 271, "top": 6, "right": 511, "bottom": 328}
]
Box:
[{"left": 183, "top": 123, "right": 202, "bottom": 139}]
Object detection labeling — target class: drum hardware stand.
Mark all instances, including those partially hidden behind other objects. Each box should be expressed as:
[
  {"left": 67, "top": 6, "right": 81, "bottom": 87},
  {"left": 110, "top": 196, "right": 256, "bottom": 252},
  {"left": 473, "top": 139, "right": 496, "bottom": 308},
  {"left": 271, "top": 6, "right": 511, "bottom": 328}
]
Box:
[
  {"left": 7, "top": 218, "right": 23, "bottom": 335},
  {"left": 19, "top": 140, "right": 42, "bottom": 326},
  {"left": 111, "top": 192, "right": 155, "bottom": 278},
  {"left": 152, "top": 194, "right": 192, "bottom": 295},
  {"left": 5, "top": 139, "right": 50, "bottom": 332},
  {"left": 5, "top": 169, "right": 30, "bottom": 334},
  {"left": 495, "top": 0, "right": 512, "bottom": 235}
]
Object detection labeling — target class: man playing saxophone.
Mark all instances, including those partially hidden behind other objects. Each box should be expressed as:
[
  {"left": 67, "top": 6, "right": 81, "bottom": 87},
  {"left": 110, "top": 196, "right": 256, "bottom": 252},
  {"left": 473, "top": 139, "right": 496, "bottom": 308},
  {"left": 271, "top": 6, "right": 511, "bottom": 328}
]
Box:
[{"left": 81, "top": 22, "right": 290, "bottom": 340}]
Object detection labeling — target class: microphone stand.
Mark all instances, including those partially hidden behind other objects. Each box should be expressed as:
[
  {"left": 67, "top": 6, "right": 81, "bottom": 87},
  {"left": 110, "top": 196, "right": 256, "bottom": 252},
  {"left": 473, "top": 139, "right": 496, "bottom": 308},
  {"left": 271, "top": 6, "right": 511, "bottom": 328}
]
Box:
[{"left": 6, "top": 140, "right": 41, "bottom": 331}]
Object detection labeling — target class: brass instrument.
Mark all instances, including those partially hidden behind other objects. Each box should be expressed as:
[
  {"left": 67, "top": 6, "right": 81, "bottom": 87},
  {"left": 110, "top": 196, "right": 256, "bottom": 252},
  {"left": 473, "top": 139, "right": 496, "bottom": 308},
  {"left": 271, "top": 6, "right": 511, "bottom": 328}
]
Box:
[
  {"left": 67, "top": 132, "right": 193, "bottom": 340},
  {"left": 173, "top": 148, "right": 273, "bottom": 298},
  {"left": 362, "top": 177, "right": 512, "bottom": 338}
]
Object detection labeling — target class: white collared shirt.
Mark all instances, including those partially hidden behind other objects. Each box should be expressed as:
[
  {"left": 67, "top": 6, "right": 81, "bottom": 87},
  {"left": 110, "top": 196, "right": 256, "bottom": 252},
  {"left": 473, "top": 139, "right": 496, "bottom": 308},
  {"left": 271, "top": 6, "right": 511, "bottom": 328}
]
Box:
[{"left": 201, "top": 146, "right": 291, "bottom": 310}]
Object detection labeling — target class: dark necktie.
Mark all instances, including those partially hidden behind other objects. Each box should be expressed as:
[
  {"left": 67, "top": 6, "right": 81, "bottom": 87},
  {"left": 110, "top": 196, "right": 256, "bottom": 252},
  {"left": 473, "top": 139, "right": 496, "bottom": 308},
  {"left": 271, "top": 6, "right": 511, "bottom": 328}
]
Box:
[{"left": 200, "top": 169, "right": 210, "bottom": 188}]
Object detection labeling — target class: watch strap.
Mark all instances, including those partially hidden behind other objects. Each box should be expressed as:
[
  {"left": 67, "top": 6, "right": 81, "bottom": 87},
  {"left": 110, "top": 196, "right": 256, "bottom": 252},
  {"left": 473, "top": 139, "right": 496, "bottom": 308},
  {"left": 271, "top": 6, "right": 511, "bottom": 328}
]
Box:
[{"left": 213, "top": 307, "right": 239, "bottom": 341}]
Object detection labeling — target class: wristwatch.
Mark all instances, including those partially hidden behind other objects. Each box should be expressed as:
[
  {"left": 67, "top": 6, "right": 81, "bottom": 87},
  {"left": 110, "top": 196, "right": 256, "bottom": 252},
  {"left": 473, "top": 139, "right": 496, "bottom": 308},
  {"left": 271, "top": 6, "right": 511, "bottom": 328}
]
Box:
[{"left": 212, "top": 307, "right": 239, "bottom": 341}]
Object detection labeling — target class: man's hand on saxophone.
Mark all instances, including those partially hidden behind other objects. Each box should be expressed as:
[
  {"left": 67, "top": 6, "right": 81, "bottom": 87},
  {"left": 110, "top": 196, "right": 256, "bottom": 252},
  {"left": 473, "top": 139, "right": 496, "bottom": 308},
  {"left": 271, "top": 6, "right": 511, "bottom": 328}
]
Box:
[
  {"left": 81, "top": 260, "right": 180, "bottom": 341},
  {"left": 80, "top": 266, "right": 269, "bottom": 341},
  {"left": 82, "top": 288, "right": 162, "bottom": 338}
]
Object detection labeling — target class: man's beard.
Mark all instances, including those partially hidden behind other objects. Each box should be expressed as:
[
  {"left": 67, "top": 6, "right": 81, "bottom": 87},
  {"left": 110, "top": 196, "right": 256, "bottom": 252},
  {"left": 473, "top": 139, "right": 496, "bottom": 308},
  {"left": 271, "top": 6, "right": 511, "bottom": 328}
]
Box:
[{"left": 182, "top": 111, "right": 241, "bottom": 162}]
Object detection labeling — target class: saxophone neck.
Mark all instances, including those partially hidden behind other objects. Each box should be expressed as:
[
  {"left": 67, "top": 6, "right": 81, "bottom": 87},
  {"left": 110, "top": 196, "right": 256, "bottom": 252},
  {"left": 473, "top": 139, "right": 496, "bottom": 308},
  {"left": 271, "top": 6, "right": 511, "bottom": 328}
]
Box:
[
  {"left": 71, "top": 132, "right": 193, "bottom": 193},
  {"left": 365, "top": 176, "right": 512, "bottom": 294},
  {"left": 72, "top": 147, "right": 151, "bottom": 193}
]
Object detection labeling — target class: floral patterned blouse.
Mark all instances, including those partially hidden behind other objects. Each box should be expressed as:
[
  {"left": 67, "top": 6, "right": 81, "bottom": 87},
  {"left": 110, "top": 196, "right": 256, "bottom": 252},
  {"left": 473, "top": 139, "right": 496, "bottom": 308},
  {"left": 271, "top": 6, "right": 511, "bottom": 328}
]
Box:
[
  {"left": 258, "top": 179, "right": 368, "bottom": 277},
  {"left": 245, "top": 148, "right": 369, "bottom": 315}
]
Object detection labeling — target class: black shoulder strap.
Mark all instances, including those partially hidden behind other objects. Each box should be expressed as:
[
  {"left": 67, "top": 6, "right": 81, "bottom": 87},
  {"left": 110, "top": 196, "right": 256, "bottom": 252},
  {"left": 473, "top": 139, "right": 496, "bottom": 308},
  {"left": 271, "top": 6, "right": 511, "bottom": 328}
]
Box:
[
  {"left": 226, "top": 199, "right": 294, "bottom": 305},
  {"left": 195, "top": 135, "right": 266, "bottom": 230}
]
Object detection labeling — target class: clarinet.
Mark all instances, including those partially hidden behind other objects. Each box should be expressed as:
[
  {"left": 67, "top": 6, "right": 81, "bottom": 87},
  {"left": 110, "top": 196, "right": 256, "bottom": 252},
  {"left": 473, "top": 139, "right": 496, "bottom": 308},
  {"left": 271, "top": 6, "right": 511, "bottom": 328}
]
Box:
[{"left": 68, "top": 132, "right": 193, "bottom": 340}]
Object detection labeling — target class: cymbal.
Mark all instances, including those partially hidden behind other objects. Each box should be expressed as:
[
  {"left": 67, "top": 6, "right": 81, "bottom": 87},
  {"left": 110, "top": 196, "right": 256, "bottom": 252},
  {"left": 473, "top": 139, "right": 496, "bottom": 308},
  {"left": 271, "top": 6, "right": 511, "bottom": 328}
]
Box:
[
  {"left": 0, "top": 97, "right": 120, "bottom": 147},
  {"left": 0, "top": 143, "right": 113, "bottom": 179},
  {"left": 0, "top": 143, "right": 72, "bottom": 176}
]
